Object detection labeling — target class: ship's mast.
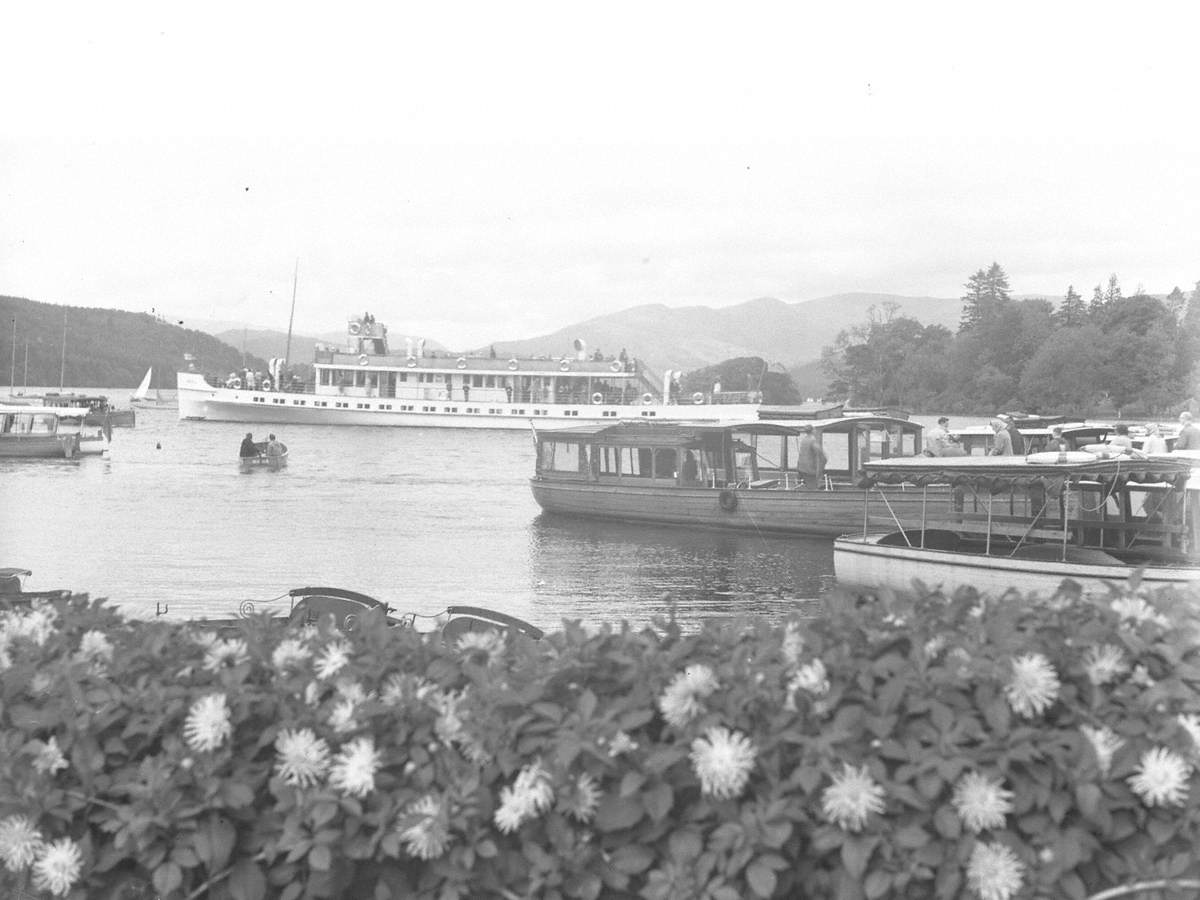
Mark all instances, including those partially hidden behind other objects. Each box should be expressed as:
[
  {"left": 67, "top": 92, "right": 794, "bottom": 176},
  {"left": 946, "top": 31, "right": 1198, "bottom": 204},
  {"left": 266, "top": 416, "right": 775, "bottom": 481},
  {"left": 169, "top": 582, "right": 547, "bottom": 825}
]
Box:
[{"left": 284, "top": 258, "right": 298, "bottom": 369}]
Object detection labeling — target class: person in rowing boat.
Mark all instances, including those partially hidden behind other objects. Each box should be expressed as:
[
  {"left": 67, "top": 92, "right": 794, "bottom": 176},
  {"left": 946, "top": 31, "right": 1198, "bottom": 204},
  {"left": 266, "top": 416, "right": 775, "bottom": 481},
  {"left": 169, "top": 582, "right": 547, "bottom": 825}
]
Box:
[
  {"left": 239, "top": 432, "right": 259, "bottom": 459},
  {"left": 265, "top": 433, "right": 284, "bottom": 462}
]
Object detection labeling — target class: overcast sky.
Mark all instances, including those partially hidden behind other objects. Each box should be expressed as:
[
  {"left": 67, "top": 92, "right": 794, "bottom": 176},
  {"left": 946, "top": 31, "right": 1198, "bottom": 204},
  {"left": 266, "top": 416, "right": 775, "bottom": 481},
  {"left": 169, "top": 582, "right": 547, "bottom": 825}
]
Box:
[{"left": 3, "top": 3, "right": 1197, "bottom": 349}]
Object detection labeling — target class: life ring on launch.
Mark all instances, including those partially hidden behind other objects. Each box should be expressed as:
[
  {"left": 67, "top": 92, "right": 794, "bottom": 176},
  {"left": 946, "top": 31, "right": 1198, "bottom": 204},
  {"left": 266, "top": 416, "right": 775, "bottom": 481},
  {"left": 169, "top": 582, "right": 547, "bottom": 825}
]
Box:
[
  {"left": 349, "top": 322, "right": 362, "bottom": 335},
  {"left": 591, "top": 392, "right": 603, "bottom": 404},
  {"left": 610, "top": 360, "right": 622, "bottom": 372},
  {"left": 560, "top": 359, "right": 571, "bottom": 371},
  {"left": 229, "top": 377, "right": 243, "bottom": 389},
  {"left": 358, "top": 354, "right": 369, "bottom": 366},
  {"left": 456, "top": 357, "right": 467, "bottom": 369},
  {"left": 641, "top": 393, "right": 653, "bottom": 405},
  {"left": 693, "top": 392, "right": 705, "bottom": 404},
  {"left": 407, "top": 359, "right": 417, "bottom": 368},
  {"left": 718, "top": 490, "right": 738, "bottom": 512},
  {"left": 260, "top": 379, "right": 272, "bottom": 391},
  {"left": 508, "top": 359, "right": 519, "bottom": 370}
]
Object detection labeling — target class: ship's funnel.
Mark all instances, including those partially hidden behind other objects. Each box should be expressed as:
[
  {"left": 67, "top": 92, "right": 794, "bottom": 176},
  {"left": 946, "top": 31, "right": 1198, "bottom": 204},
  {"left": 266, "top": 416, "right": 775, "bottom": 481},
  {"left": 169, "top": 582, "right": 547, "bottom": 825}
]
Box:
[{"left": 573, "top": 338, "right": 586, "bottom": 361}]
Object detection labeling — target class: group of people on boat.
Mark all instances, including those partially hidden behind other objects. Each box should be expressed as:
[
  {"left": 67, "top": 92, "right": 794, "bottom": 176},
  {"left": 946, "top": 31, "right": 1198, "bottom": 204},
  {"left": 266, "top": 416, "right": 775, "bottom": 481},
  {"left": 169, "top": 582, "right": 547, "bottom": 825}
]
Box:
[{"left": 238, "top": 432, "right": 284, "bottom": 461}]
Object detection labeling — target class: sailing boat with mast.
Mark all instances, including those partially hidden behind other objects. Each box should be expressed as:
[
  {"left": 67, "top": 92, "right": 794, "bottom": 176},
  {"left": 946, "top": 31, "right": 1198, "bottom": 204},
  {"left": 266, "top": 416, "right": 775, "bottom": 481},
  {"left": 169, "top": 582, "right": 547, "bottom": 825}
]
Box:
[{"left": 130, "top": 367, "right": 171, "bottom": 407}]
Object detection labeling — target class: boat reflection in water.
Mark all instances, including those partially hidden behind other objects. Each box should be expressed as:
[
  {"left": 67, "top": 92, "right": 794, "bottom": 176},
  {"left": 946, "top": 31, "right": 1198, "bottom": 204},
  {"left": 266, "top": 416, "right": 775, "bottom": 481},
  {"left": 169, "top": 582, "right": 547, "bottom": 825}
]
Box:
[{"left": 526, "top": 513, "right": 833, "bottom": 628}]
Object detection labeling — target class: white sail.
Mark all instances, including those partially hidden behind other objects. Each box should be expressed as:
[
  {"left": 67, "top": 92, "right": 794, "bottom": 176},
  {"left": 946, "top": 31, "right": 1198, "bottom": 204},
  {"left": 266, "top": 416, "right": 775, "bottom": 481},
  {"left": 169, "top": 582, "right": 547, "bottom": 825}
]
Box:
[{"left": 133, "top": 368, "right": 153, "bottom": 401}]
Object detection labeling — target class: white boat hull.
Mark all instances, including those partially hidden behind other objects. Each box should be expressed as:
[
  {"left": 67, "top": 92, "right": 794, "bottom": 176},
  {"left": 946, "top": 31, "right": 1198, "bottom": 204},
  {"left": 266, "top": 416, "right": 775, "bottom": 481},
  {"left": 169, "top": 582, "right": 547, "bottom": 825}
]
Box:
[
  {"left": 834, "top": 532, "right": 1200, "bottom": 598},
  {"left": 176, "top": 372, "right": 760, "bottom": 431}
]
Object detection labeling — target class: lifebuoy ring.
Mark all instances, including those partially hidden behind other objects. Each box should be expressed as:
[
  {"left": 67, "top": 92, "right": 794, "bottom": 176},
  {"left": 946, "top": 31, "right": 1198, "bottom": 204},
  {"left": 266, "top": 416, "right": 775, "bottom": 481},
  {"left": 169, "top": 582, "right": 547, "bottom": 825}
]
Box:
[
  {"left": 508, "top": 359, "right": 519, "bottom": 371},
  {"left": 456, "top": 357, "right": 467, "bottom": 369},
  {"left": 358, "top": 354, "right": 369, "bottom": 366},
  {"left": 610, "top": 360, "right": 622, "bottom": 372},
  {"left": 591, "top": 392, "right": 603, "bottom": 405},
  {"left": 719, "top": 490, "right": 738, "bottom": 512},
  {"left": 407, "top": 359, "right": 417, "bottom": 368},
  {"left": 560, "top": 359, "right": 571, "bottom": 372},
  {"left": 693, "top": 392, "right": 704, "bottom": 405},
  {"left": 349, "top": 322, "right": 361, "bottom": 335},
  {"left": 641, "top": 392, "right": 653, "bottom": 405},
  {"left": 261, "top": 378, "right": 272, "bottom": 391},
  {"left": 229, "top": 377, "right": 243, "bottom": 390}
]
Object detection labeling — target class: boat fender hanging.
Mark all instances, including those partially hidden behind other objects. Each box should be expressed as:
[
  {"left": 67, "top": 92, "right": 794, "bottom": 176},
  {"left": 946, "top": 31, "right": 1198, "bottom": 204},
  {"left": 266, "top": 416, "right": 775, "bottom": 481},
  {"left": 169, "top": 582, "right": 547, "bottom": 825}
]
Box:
[
  {"left": 261, "top": 378, "right": 272, "bottom": 391},
  {"left": 560, "top": 359, "right": 571, "bottom": 371},
  {"left": 229, "top": 377, "right": 243, "bottom": 389},
  {"left": 456, "top": 357, "right": 467, "bottom": 369},
  {"left": 693, "top": 391, "right": 704, "bottom": 405},
  {"left": 641, "top": 392, "right": 653, "bottom": 405},
  {"left": 508, "top": 359, "right": 519, "bottom": 370},
  {"left": 610, "top": 360, "right": 622, "bottom": 372},
  {"left": 359, "top": 354, "right": 369, "bottom": 366},
  {"left": 349, "top": 321, "right": 362, "bottom": 335},
  {"left": 591, "top": 392, "right": 603, "bottom": 404},
  {"left": 718, "top": 489, "right": 738, "bottom": 512}
]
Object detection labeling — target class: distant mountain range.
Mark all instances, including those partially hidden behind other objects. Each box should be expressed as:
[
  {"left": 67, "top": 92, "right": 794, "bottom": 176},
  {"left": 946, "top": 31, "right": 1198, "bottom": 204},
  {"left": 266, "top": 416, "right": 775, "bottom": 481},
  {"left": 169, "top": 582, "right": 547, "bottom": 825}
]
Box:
[{"left": 2, "top": 291, "right": 966, "bottom": 392}]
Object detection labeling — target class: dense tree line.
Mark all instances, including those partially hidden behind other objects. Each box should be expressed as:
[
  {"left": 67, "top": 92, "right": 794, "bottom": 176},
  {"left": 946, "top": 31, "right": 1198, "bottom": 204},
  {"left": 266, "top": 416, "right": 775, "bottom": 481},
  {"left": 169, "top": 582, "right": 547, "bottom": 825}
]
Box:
[
  {"left": 1, "top": 295, "right": 266, "bottom": 391},
  {"left": 821, "top": 264, "right": 1200, "bottom": 416}
]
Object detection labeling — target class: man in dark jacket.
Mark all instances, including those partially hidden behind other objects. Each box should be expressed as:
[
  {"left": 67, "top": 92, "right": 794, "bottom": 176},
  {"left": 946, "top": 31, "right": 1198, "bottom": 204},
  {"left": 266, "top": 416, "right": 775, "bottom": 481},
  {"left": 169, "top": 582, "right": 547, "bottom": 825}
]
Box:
[
  {"left": 239, "top": 433, "right": 259, "bottom": 458},
  {"left": 998, "top": 415, "right": 1025, "bottom": 455}
]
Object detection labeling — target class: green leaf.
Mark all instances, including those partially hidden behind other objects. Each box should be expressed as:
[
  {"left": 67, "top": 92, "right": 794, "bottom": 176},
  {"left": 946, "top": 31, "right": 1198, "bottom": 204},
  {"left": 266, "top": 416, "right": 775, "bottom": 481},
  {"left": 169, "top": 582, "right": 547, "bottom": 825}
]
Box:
[
  {"left": 746, "top": 860, "right": 777, "bottom": 898},
  {"left": 644, "top": 781, "right": 673, "bottom": 821},
  {"left": 933, "top": 806, "right": 960, "bottom": 840},
  {"left": 198, "top": 813, "right": 236, "bottom": 871},
  {"left": 668, "top": 829, "right": 702, "bottom": 861},
  {"left": 893, "top": 824, "right": 929, "bottom": 849},
  {"left": 475, "top": 839, "right": 498, "bottom": 858},
  {"left": 309, "top": 845, "right": 332, "bottom": 871},
  {"left": 152, "top": 862, "right": 182, "bottom": 897},
  {"left": 594, "top": 795, "right": 643, "bottom": 832},
  {"left": 840, "top": 835, "right": 877, "bottom": 880},
  {"left": 1074, "top": 783, "right": 1101, "bottom": 817},
  {"left": 578, "top": 690, "right": 597, "bottom": 721},
  {"left": 229, "top": 860, "right": 267, "bottom": 900},
  {"left": 610, "top": 844, "right": 654, "bottom": 874},
  {"left": 864, "top": 870, "right": 891, "bottom": 899}
]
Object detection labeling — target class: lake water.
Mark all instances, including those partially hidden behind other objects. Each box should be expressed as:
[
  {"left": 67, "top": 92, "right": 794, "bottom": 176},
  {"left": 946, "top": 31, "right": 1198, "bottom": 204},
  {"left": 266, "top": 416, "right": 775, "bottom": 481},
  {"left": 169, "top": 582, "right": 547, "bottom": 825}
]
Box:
[{"left": 3, "top": 393, "right": 945, "bottom": 632}]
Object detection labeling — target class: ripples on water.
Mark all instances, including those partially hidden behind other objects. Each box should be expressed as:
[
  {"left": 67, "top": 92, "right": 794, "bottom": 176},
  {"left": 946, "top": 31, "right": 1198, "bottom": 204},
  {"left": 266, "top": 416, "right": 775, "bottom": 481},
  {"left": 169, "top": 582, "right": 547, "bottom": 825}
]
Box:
[{"left": 0, "top": 396, "right": 892, "bottom": 632}]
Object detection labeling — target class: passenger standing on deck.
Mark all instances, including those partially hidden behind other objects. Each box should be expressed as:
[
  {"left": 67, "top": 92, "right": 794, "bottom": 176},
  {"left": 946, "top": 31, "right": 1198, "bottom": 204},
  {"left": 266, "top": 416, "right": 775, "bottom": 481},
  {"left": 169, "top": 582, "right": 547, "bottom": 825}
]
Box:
[
  {"left": 1143, "top": 423, "right": 1169, "bottom": 454},
  {"left": 239, "top": 432, "right": 258, "bottom": 459},
  {"left": 795, "top": 424, "right": 827, "bottom": 489},
  {"left": 1176, "top": 412, "right": 1200, "bottom": 450},
  {"left": 989, "top": 419, "right": 1014, "bottom": 456},
  {"left": 997, "top": 414, "right": 1025, "bottom": 455},
  {"left": 924, "top": 417, "right": 962, "bottom": 456}
]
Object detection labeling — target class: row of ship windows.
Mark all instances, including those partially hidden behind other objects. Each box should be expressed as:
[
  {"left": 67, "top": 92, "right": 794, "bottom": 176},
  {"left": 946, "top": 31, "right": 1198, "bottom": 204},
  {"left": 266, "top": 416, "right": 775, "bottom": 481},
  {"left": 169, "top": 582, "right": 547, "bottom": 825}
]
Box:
[{"left": 248, "top": 396, "right": 657, "bottom": 417}]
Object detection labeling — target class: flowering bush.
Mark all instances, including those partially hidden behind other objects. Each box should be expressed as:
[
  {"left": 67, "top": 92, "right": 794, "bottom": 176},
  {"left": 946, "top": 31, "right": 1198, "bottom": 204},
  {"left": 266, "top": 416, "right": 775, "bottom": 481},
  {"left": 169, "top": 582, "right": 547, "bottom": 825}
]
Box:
[{"left": 2, "top": 580, "right": 1200, "bottom": 900}]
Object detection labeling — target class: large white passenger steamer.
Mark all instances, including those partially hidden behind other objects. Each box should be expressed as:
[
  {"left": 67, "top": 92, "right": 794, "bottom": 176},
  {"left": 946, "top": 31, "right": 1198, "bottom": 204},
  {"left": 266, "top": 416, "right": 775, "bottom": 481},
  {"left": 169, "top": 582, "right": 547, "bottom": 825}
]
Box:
[{"left": 177, "top": 314, "right": 761, "bottom": 430}]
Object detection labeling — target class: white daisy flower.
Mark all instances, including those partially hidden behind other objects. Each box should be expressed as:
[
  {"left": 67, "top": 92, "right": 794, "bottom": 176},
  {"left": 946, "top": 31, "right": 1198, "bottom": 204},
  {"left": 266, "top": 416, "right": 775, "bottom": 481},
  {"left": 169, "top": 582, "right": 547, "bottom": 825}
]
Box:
[
  {"left": 335, "top": 680, "right": 371, "bottom": 704},
  {"left": 31, "top": 837, "right": 83, "bottom": 897},
  {"left": 1130, "top": 664, "right": 1156, "bottom": 687},
  {"left": 397, "top": 794, "right": 452, "bottom": 860},
  {"left": 328, "top": 699, "right": 358, "bottom": 734},
  {"left": 271, "top": 638, "right": 312, "bottom": 672},
  {"left": 1004, "top": 654, "right": 1060, "bottom": 718},
  {"left": 1110, "top": 596, "right": 1169, "bottom": 628},
  {"left": 30, "top": 736, "right": 69, "bottom": 775},
  {"left": 202, "top": 638, "right": 249, "bottom": 672},
  {"left": 7, "top": 608, "right": 57, "bottom": 646},
  {"left": 821, "top": 763, "right": 886, "bottom": 832},
  {"left": 314, "top": 640, "right": 352, "bottom": 680},
  {"left": 690, "top": 727, "right": 757, "bottom": 800},
  {"left": 561, "top": 772, "right": 602, "bottom": 823},
  {"left": 1083, "top": 645, "right": 1128, "bottom": 686},
  {"left": 1127, "top": 747, "right": 1191, "bottom": 808},
  {"left": 493, "top": 760, "right": 554, "bottom": 832},
  {"left": 456, "top": 630, "right": 506, "bottom": 666},
  {"left": 328, "top": 736, "right": 381, "bottom": 798},
  {"left": 274, "top": 728, "right": 331, "bottom": 788},
  {"left": 966, "top": 841, "right": 1025, "bottom": 900},
  {"left": 923, "top": 636, "right": 947, "bottom": 660},
  {"left": 182, "top": 693, "right": 233, "bottom": 753},
  {"left": 789, "top": 659, "right": 830, "bottom": 697},
  {"left": 951, "top": 772, "right": 1013, "bottom": 833},
  {"left": 380, "top": 673, "right": 434, "bottom": 706},
  {"left": 1080, "top": 725, "right": 1124, "bottom": 776},
  {"left": 0, "top": 815, "right": 44, "bottom": 872},
  {"left": 606, "top": 731, "right": 638, "bottom": 757},
  {"left": 658, "top": 664, "right": 719, "bottom": 728}
]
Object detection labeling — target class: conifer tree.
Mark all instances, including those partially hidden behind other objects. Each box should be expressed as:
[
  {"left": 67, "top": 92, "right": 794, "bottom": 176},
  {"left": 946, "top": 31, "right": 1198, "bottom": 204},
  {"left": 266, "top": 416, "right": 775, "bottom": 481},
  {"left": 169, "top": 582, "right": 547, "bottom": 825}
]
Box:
[
  {"left": 1104, "top": 273, "right": 1122, "bottom": 304},
  {"left": 959, "top": 262, "right": 1011, "bottom": 332},
  {"left": 1054, "top": 285, "right": 1086, "bottom": 326},
  {"left": 1166, "top": 286, "right": 1187, "bottom": 322}
]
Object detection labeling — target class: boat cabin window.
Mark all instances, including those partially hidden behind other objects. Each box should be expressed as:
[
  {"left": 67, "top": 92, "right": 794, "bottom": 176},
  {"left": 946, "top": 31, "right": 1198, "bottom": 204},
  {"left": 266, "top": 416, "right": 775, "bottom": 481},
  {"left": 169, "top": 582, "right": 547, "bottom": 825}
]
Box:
[
  {"left": 539, "top": 440, "right": 587, "bottom": 474},
  {"left": 654, "top": 448, "right": 676, "bottom": 478}
]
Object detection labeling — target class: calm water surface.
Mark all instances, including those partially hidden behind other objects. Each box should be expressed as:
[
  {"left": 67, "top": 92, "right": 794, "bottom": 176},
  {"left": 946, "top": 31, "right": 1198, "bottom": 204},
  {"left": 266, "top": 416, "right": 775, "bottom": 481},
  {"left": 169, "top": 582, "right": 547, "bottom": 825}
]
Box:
[{"left": 0, "top": 394, "right": 871, "bottom": 632}]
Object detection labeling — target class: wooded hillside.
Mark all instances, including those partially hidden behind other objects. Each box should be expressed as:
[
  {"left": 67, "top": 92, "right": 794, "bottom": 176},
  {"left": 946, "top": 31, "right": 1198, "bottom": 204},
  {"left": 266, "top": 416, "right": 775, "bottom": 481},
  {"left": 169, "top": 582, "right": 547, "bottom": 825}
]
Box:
[{"left": 1, "top": 295, "right": 265, "bottom": 391}]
